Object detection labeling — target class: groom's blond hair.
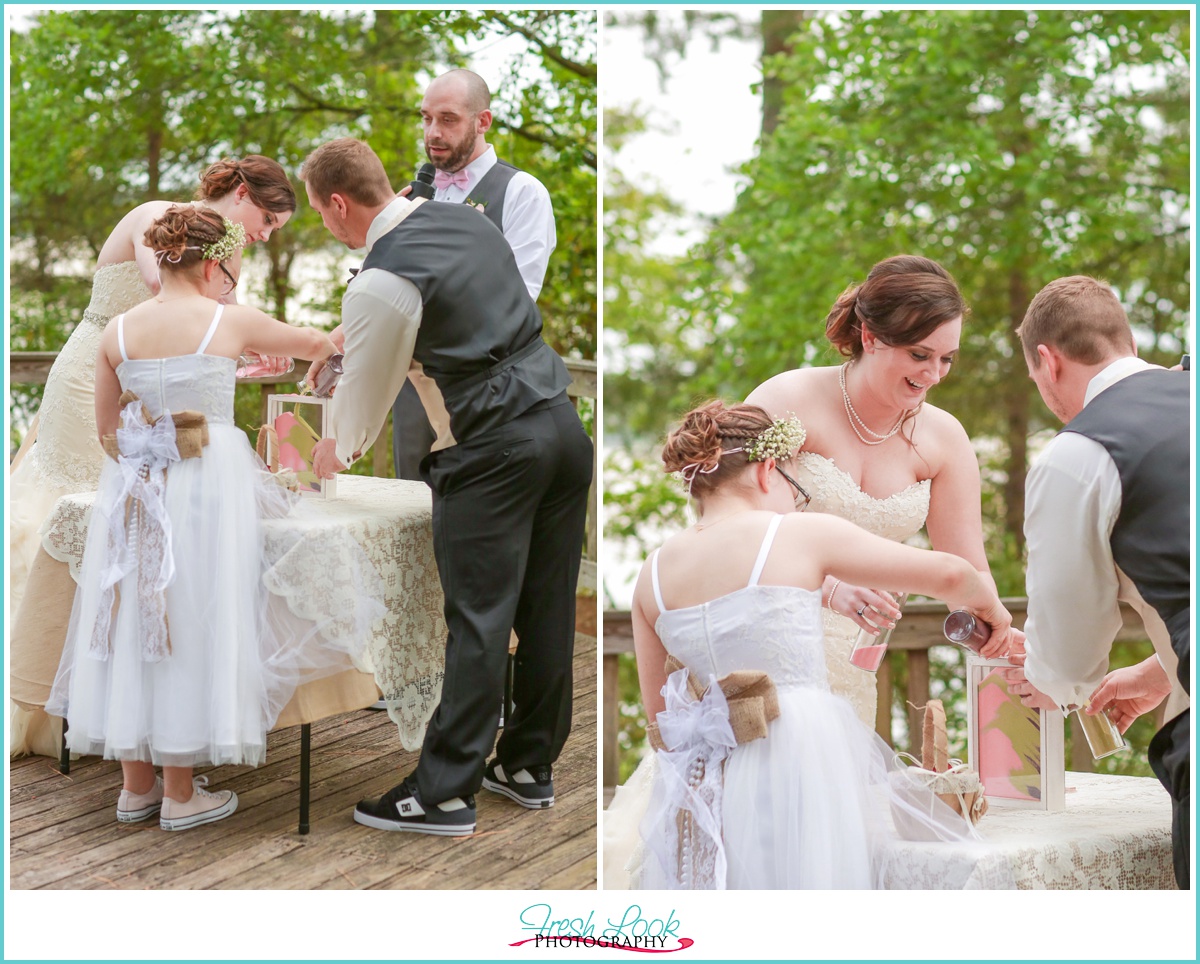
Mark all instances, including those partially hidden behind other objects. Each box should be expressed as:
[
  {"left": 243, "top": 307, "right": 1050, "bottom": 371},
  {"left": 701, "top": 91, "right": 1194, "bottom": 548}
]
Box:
[
  {"left": 300, "top": 138, "right": 394, "bottom": 206},
  {"left": 1018, "top": 276, "right": 1134, "bottom": 368}
]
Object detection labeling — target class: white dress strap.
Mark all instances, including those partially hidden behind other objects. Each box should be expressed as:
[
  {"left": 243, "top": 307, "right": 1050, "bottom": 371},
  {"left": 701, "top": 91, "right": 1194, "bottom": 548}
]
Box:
[
  {"left": 195, "top": 303, "right": 225, "bottom": 355},
  {"left": 747, "top": 515, "right": 785, "bottom": 587},
  {"left": 650, "top": 548, "right": 668, "bottom": 613},
  {"left": 115, "top": 314, "right": 129, "bottom": 363}
]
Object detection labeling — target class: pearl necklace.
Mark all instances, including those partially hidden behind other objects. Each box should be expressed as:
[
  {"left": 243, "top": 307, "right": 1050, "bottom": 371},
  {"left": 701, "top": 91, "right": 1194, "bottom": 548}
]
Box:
[{"left": 839, "top": 363, "right": 908, "bottom": 446}]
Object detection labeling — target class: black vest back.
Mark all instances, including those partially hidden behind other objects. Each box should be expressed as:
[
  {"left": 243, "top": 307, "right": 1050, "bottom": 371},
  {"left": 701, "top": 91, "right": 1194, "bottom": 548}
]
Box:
[
  {"left": 362, "top": 201, "right": 570, "bottom": 442},
  {"left": 1063, "top": 368, "right": 1191, "bottom": 689},
  {"left": 466, "top": 159, "right": 519, "bottom": 232}
]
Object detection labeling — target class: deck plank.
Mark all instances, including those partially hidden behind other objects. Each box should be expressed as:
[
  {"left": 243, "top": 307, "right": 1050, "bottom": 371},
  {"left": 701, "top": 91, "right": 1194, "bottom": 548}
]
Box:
[{"left": 10, "top": 633, "right": 597, "bottom": 891}]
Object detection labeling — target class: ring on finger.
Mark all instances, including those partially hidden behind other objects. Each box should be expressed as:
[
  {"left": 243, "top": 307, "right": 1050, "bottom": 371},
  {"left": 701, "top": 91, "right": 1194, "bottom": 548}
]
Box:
[{"left": 856, "top": 606, "right": 866, "bottom": 617}]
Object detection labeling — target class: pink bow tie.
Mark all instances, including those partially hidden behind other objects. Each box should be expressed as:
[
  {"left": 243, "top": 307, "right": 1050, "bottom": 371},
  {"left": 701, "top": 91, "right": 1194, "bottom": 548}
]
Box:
[{"left": 433, "top": 169, "right": 470, "bottom": 191}]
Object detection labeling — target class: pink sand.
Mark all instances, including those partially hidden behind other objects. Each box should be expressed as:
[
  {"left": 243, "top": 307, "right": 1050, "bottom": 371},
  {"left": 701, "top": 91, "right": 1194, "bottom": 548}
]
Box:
[{"left": 850, "top": 644, "right": 887, "bottom": 672}]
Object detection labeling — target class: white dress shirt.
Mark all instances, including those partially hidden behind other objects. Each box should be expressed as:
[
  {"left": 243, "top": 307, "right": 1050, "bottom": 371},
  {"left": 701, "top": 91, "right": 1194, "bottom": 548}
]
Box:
[
  {"left": 1022, "top": 356, "right": 1184, "bottom": 714},
  {"left": 433, "top": 145, "right": 555, "bottom": 300},
  {"left": 328, "top": 196, "right": 455, "bottom": 467}
]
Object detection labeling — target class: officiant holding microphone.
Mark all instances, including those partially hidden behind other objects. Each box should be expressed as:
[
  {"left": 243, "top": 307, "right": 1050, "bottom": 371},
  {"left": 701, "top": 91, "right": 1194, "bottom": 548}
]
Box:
[
  {"left": 300, "top": 138, "right": 591, "bottom": 836},
  {"left": 393, "top": 68, "right": 556, "bottom": 481}
]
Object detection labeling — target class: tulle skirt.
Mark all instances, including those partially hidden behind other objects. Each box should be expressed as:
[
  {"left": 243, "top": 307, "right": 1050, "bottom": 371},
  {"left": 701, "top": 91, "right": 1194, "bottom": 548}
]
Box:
[
  {"left": 45, "top": 424, "right": 385, "bottom": 768},
  {"left": 606, "top": 685, "right": 978, "bottom": 890}
]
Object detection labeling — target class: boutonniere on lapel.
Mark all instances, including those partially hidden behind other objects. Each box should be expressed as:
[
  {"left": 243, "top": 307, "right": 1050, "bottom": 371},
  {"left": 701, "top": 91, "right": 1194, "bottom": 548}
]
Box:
[{"left": 464, "top": 197, "right": 488, "bottom": 213}]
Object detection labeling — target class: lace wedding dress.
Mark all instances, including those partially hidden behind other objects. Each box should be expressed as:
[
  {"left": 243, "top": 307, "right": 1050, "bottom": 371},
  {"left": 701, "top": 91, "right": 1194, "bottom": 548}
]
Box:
[
  {"left": 9, "top": 262, "right": 152, "bottom": 757},
  {"left": 793, "top": 451, "right": 931, "bottom": 727},
  {"left": 45, "top": 307, "right": 385, "bottom": 767},
  {"left": 9, "top": 262, "right": 152, "bottom": 615},
  {"left": 609, "top": 516, "right": 972, "bottom": 890}
]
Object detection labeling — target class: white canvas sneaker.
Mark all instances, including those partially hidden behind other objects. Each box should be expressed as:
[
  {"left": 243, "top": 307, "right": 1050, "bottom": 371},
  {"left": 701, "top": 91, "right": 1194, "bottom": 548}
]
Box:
[
  {"left": 159, "top": 777, "right": 238, "bottom": 831},
  {"left": 116, "top": 775, "right": 164, "bottom": 823}
]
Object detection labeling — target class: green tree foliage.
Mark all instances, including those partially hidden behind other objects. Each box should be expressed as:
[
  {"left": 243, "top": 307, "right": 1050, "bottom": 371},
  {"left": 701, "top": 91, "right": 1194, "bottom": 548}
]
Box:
[
  {"left": 10, "top": 9, "right": 596, "bottom": 443},
  {"left": 692, "top": 9, "right": 1190, "bottom": 552},
  {"left": 605, "top": 10, "right": 1186, "bottom": 780}
]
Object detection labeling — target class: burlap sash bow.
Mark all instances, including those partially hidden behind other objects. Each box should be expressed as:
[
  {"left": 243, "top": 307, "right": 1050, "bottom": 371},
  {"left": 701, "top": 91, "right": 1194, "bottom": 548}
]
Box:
[
  {"left": 647, "top": 655, "right": 781, "bottom": 751},
  {"left": 91, "top": 391, "right": 208, "bottom": 663},
  {"left": 645, "top": 655, "right": 779, "bottom": 889}
]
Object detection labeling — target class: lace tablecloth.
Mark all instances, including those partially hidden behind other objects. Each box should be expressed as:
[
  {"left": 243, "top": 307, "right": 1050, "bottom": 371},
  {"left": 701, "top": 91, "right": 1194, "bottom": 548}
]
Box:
[
  {"left": 880, "top": 772, "right": 1176, "bottom": 889},
  {"left": 38, "top": 475, "right": 447, "bottom": 750}
]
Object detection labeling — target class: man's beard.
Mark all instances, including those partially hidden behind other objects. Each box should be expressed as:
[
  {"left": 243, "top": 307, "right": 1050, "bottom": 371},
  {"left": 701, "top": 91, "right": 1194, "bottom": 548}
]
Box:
[{"left": 424, "top": 131, "right": 476, "bottom": 173}]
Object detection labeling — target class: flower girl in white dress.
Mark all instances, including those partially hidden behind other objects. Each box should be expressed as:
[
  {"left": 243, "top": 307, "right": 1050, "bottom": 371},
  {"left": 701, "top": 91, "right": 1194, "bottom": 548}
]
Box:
[
  {"left": 617, "top": 400, "right": 1014, "bottom": 888},
  {"left": 47, "top": 207, "right": 384, "bottom": 831}
]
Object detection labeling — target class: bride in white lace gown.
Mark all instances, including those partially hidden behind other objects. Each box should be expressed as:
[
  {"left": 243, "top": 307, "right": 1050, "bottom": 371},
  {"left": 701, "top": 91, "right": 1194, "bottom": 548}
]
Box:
[
  {"left": 46, "top": 207, "right": 382, "bottom": 829},
  {"left": 612, "top": 401, "right": 1011, "bottom": 888},
  {"left": 10, "top": 157, "right": 296, "bottom": 757},
  {"left": 748, "top": 255, "right": 1008, "bottom": 727}
]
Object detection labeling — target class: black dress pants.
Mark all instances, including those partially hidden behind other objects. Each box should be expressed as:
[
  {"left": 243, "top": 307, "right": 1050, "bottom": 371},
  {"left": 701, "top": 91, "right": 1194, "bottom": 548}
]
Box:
[
  {"left": 414, "top": 394, "right": 593, "bottom": 803},
  {"left": 1150, "top": 708, "right": 1190, "bottom": 889},
  {"left": 392, "top": 380, "right": 436, "bottom": 483}
]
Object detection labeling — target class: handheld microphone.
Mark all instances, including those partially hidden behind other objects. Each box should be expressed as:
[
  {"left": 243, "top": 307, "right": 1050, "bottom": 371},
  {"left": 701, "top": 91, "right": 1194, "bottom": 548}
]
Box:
[{"left": 408, "top": 163, "right": 436, "bottom": 200}]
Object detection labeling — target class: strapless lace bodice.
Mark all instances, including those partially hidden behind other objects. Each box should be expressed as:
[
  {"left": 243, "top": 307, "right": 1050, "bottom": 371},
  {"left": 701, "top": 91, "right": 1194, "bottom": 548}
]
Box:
[
  {"left": 793, "top": 452, "right": 929, "bottom": 540},
  {"left": 657, "top": 585, "right": 828, "bottom": 690},
  {"left": 81, "top": 261, "right": 151, "bottom": 329},
  {"left": 116, "top": 355, "right": 237, "bottom": 426},
  {"left": 793, "top": 452, "right": 931, "bottom": 727}
]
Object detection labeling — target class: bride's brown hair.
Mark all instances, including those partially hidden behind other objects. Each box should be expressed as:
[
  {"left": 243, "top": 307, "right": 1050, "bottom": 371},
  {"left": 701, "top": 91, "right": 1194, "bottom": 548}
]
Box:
[
  {"left": 143, "top": 206, "right": 228, "bottom": 271},
  {"left": 825, "top": 255, "right": 968, "bottom": 359},
  {"left": 663, "top": 401, "right": 775, "bottom": 497},
  {"left": 196, "top": 155, "right": 296, "bottom": 214}
]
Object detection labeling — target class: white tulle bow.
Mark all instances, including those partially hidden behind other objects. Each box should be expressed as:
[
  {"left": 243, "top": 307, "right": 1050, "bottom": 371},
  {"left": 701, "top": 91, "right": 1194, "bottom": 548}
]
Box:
[
  {"left": 89, "top": 401, "right": 181, "bottom": 663},
  {"left": 644, "top": 668, "right": 736, "bottom": 890}
]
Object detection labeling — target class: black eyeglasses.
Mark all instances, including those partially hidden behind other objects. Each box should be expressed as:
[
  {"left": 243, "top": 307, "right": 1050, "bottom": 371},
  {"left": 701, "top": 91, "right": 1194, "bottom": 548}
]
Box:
[
  {"left": 776, "top": 464, "right": 812, "bottom": 511},
  {"left": 218, "top": 262, "right": 238, "bottom": 294}
]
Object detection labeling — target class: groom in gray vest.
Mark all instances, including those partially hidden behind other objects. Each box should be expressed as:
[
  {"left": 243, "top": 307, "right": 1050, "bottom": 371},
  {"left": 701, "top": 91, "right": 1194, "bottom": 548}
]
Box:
[
  {"left": 1012, "top": 276, "right": 1190, "bottom": 888},
  {"left": 392, "top": 68, "right": 556, "bottom": 482},
  {"left": 301, "top": 138, "right": 592, "bottom": 836}
]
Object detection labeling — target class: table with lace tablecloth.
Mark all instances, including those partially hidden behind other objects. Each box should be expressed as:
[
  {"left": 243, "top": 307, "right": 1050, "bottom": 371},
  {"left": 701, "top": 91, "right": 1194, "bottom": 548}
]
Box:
[
  {"left": 880, "top": 771, "right": 1176, "bottom": 889},
  {"left": 11, "top": 475, "right": 447, "bottom": 752}
]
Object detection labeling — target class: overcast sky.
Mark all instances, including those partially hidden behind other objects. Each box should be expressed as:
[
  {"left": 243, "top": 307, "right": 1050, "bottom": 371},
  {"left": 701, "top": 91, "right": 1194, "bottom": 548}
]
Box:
[{"left": 603, "top": 10, "right": 763, "bottom": 255}]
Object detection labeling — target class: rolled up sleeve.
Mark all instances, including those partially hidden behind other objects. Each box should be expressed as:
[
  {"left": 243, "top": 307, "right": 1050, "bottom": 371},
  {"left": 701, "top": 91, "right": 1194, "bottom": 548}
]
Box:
[
  {"left": 1022, "top": 432, "right": 1124, "bottom": 709},
  {"left": 329, "top": 269, "right": 423, "bottom": 467}
]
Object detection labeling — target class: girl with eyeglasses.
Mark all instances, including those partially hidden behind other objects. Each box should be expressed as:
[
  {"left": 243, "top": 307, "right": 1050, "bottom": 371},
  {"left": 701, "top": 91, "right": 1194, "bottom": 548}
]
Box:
[{"left": 606, "top": 399, "right": 1012, "bottom": 889}]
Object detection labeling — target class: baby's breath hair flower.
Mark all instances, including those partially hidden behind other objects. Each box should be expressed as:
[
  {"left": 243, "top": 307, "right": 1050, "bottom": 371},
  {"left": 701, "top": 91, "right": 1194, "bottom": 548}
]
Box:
[
  {"left": 201, "top": 218, "right": 247, "bottom": 262},
  {"left": 741, "top": 414, "right": 807, "bottom": 462}
]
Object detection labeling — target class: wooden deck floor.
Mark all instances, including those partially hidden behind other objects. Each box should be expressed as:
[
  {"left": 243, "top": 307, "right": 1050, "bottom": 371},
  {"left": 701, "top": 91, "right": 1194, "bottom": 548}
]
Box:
[{"left": 9, "top": 632, "right": 597, "bottom": 890}]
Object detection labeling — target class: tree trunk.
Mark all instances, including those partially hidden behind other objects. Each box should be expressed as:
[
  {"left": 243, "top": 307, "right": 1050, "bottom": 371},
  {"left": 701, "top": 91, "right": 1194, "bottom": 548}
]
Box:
[
  {"left": 265, "top": 244, "right": 292, "bottom": 323},
  {"left": 146, "top": 114, "right": 162, "bottom": 198},
  {"left": 760, "top": 11, "right": 807, "bottom": 136},
  {"left": 1005, "top": 271, "right": 1030, "bottom": 553}
]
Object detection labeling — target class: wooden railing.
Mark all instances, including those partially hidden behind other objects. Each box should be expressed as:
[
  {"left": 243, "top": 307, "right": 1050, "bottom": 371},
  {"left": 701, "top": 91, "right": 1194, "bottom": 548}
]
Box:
[
  {"left": 10, "top": 352, "right": 598, "bottom": 590},
  {"left": 603, "top": 598, "right": 1155, "bottom": 795}
]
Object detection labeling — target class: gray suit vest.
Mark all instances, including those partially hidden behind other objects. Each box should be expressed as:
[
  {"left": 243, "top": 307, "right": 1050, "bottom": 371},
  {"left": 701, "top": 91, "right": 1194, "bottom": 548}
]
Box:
[
  {"left": 362, "top": 201, "right": 570, "bottom": 443},
  {"left": 466, "top": 158, "right": 519, "bottom": 232},
  {"left": 1062, "top": 368, "right": 1191, "bottom": 686}
]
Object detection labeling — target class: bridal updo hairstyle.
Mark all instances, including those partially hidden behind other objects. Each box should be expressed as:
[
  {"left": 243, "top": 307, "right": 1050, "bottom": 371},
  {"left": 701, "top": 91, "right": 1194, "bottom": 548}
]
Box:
[
  {"left": 196, "top": 155, "right": 297, "bottom": 214},
  {"left": 143, "top": 206, "right": 229, "bottom": 273},
  {"left": 662, "top": 401, "right": 776, "bottom": 498},
  {"left": 825, "top": 255, "right": 968, "bottom": 359}
]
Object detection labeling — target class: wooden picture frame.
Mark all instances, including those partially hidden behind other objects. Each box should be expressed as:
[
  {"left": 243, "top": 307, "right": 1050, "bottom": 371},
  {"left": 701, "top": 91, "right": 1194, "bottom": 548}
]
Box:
[
  {"left": 265, "top": 393, "right": 336, "bottom": 499},
  {"left": 966, "top": 655, "right": 1065, "bottom": 811}
]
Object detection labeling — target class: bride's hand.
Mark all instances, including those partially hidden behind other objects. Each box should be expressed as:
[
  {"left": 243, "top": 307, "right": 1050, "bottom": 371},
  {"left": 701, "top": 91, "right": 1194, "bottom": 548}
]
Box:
[{"left": 827, "top": 579, "right": 902, "bottom": 636}]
